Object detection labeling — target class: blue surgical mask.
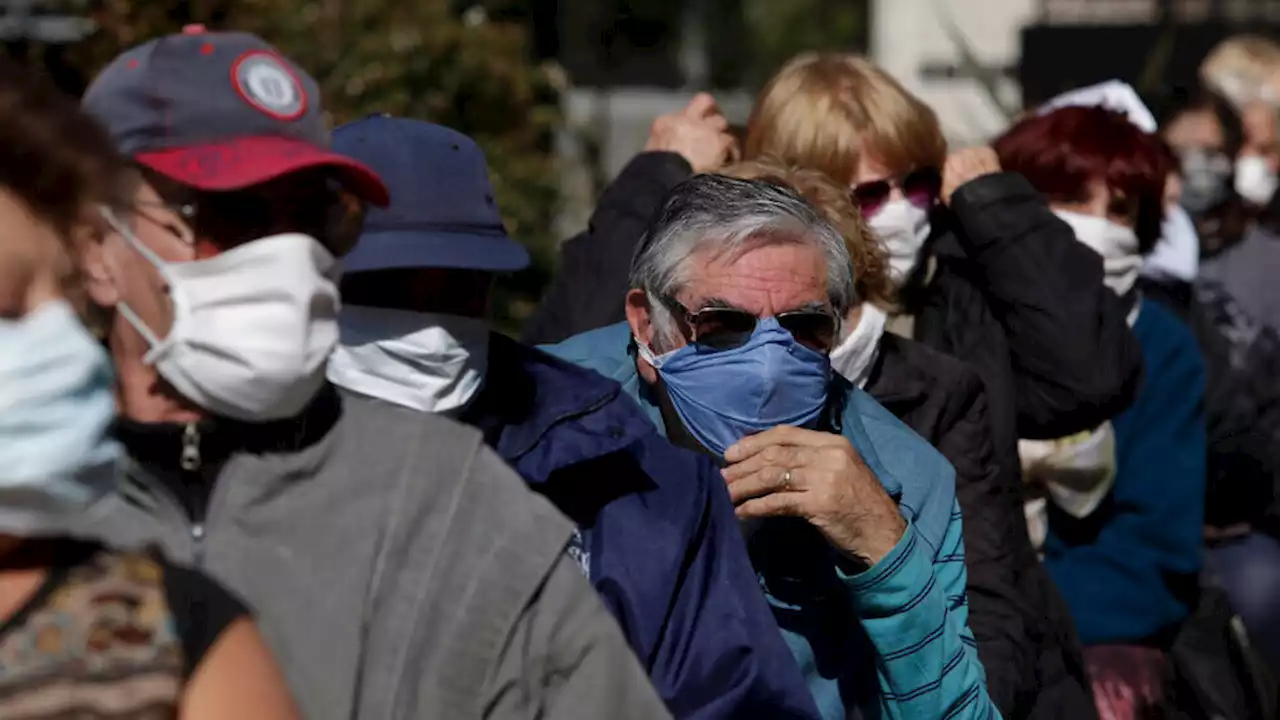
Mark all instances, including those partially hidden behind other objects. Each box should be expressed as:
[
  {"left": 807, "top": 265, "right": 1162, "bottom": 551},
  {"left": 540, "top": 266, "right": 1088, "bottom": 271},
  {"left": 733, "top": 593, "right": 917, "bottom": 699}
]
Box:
[
  {"left": 0, "top": 300, "right": 121, "bottom": 536},
  {"left": 638, "top": 317, "right": 831, "bottom": 456}
]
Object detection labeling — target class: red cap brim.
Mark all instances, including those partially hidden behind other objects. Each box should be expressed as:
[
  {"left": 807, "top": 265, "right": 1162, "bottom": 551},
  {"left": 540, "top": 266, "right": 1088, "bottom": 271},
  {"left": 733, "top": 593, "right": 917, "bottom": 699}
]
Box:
[{"left": 135, "top": 136, "right": 390, "bottom": 207}]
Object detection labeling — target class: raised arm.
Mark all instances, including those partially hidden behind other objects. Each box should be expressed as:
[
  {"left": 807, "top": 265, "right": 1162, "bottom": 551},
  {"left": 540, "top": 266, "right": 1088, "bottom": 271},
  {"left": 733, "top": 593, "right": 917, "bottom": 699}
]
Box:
[
  {"left": 523, "top": 94, "right": 732, "bottom": 345},
  {"left": 947, "top": 168, "right": 1144, "bottom": 439}
]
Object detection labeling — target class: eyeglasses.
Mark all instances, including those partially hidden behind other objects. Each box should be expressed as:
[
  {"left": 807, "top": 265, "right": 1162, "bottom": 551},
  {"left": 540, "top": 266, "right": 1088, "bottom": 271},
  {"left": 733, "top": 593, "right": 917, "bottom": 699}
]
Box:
[
  {"left": 851, "top": 166, "right": 941, "bottom": 218},
  {"left": 132, "top": 199, "right": 197, "bottom": 248},
  {"left": 663, "top": 298, "right": 839, "bottom": 353},
  {"left": 135, "top": 171, "right": 367, "bottom": 254}
]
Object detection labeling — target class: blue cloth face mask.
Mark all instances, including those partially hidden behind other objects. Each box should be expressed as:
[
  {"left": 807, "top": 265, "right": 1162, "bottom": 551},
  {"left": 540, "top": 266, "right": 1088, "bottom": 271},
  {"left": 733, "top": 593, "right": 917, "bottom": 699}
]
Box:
[
  {"left": 638, "top": 317, "right": 831, "bottom": 456},
  {"left": 0, "top": 300, "right": 121, "bottom": 536}
]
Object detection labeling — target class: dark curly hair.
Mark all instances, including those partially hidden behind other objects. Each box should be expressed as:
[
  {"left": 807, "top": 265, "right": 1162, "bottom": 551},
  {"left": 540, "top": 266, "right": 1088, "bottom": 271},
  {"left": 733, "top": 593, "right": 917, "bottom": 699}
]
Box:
[
  {"left": 0, "top": 58, "right": 131, "bottom": 325},
  {"left": 0, "top": 59, "right": 130, "bottom": 230}
]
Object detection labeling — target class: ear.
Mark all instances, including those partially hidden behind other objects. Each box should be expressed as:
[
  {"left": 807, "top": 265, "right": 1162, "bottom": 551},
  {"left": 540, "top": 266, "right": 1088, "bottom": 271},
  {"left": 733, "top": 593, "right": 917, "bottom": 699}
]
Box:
[
  {"left": 625, "top": 289, "right": 660, "bottom": 384},
  {"left": 74, "top": 220, "right": 120, "bottom": 309},
  {"left": 625, "top": 289, "right": 655, "bottom": 346}
]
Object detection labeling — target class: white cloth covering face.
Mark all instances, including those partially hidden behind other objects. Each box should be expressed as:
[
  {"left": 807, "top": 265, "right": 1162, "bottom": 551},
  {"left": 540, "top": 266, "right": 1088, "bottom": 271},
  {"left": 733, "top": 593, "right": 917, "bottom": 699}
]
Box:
[
  {"left": 828, "top": 303, "right": 888, "bottom": 389},
  {"left": 0, "top": 300, "right": 121, "bottom": 536},
  {"left": 99, "top": 207, "right": 340, "bottom": 422},
  {"left": 1052, "top": 210, "right": 1143, "bottom": 297},
  {"left": 1235, "top": 154, "right": 1279, "bottom": 207},
  {"left": 327, "top": 305, "right": 489, "bottom": 416},
  {"left": 1142, "top": 204, "right": 1200, "bottom": 283},
  {"left": 867, "top": 199, "right": 932, "bottom": 282}
]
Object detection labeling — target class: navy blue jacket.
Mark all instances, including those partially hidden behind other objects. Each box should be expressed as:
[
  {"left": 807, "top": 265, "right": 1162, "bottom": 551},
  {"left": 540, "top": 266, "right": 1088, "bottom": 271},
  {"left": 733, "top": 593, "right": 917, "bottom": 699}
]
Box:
[
  {"left": 461, "top": 334, "right": 820, "bottom": 719},
  {"left": 1043, "top": 301, "right": 1206, "bottom": 646}
]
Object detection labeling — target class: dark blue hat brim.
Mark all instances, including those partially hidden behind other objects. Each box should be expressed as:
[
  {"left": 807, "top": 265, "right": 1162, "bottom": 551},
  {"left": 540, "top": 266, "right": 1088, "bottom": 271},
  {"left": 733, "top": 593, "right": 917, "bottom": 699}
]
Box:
[{"left": 340, "top": 228, "right": 531, "bottom": 274}]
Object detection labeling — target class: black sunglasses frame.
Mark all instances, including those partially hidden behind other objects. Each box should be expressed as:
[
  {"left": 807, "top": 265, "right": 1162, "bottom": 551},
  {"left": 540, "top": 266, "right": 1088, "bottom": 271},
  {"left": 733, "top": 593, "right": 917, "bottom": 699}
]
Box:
[
  {"left": 661, "top": 296, "right": 840, "bottom": 353},
  {"left": 850, "top": 166, "right": 942, "bottom": 215}
]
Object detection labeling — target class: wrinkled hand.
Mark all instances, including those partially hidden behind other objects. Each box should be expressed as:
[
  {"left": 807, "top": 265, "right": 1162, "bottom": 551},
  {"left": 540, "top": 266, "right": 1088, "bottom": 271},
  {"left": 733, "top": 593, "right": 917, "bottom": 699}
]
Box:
[
  {"left": 941, "top": 146, "right": 1002, "bottom": 205},
  {"left": 722, "top": 426, "right": 907, "bottom": 569},
  {"left": 644, "top": 93, "right": 739, "bottom": 174}
]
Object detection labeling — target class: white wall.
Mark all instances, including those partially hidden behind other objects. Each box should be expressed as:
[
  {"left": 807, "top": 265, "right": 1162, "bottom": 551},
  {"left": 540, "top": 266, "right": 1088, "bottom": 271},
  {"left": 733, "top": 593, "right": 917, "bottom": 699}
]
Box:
[
  {"left": 871, "top": 0, "right": 1038, "bottom": 147},
  {"left": 554, "top": 88, "right": 754, "bottom": 237}
]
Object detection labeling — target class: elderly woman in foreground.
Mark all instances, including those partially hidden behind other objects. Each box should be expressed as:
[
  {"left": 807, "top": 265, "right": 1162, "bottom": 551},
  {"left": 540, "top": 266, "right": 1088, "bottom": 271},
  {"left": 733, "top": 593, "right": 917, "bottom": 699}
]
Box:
[{"left": 545, "top": 174, "right": 997, "bottom": 720}]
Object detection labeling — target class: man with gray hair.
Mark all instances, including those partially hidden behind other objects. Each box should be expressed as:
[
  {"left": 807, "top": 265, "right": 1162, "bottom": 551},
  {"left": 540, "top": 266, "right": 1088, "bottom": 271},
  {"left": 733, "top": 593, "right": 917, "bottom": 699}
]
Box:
[{"left": 546, "top": 174, "right": 999, "bottom": 719}]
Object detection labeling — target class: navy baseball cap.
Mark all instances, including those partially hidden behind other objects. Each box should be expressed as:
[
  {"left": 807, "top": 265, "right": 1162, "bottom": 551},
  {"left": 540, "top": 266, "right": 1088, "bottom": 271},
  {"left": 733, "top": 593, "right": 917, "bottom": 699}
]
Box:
[
  {"left": 332, "top": 115, "right": 530, "bottom": 273},
  {"left": 82, "top": 25, "right": 388, "bottom": 206}
]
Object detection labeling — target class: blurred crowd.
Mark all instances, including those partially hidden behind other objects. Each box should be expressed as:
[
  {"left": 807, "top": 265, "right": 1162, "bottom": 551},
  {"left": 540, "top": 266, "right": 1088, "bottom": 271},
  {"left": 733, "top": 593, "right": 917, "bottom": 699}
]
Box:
[{"left": 4, "top": 20, "right": 1280, "bottom": 720}]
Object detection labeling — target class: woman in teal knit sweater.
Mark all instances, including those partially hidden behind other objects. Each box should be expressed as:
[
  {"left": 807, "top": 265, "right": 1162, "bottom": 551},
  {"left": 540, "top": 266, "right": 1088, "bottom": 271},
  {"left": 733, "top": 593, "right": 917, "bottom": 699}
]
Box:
[{"left": 994, "top": 101, "right": 1207, "bottom": 719}]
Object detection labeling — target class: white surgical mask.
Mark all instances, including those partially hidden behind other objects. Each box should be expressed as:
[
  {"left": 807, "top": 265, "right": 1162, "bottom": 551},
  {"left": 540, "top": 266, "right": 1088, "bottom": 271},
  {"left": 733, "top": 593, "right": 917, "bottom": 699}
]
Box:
[
  {"left": 1052, "top": 210, "right": 1142, "bottom": 297},
  {"left": 828, "top": 303, "right": 887, "bottom": 389},
  {"left": 867, "top": 199, "right": 931, "bottom": 282},
  {"left": 1234, "top": 154, "right": 1279, "bottom": 206},
  {"left": 100, "top": 207, "right": 339, "bottom": 422},
  {"left": 0, "top": 300, "right": 120, "bottom": 536},
  {"left": 1142, "top": 204, "right": 1200, "bottom": 283},
  {"left": 327, "top": 305, "right": 489, "bottom": 415}
]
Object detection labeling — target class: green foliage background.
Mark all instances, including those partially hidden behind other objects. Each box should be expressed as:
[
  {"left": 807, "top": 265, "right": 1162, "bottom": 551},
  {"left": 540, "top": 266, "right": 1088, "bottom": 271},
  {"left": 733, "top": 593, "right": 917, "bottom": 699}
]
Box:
[
  {"left": 9, "top": 0, "right": 867, "bottom": 332},
  {"left": 27, "top": 0, "right": 563, "bottom": 335},
  {"left": 707, "top": 0, "right": 868, "bottom": 90}
]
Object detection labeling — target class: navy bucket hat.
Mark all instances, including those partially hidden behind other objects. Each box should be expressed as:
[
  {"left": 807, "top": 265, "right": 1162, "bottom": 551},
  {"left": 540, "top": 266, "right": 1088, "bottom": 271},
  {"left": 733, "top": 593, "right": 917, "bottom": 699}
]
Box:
[{"left": 332, "top": 115, "right": 530, "bottom": 273}]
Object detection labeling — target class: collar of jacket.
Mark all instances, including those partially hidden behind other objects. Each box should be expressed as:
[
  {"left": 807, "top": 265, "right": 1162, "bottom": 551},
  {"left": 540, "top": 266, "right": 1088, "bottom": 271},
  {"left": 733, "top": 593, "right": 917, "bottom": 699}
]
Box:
[
  {"left": 113, "top": 383, "right": 343, "bottom": 475},
  {"left": 541, "top": 322, "right": 912, "bottom": 503},
  {"left": 862, "top": 334, "right": 933, "bottom": 406},
  {"left": 466, "top": 332, "right": 656, "bottom": 485}
]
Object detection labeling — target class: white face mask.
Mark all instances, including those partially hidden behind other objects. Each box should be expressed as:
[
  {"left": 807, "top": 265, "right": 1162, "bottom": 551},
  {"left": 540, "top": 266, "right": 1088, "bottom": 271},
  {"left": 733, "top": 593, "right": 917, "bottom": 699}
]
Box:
[
  {"left": 1052, "top": 210, "right": 1143, "bottom": 298},
  {"left": 866, "top": 199, "right": 931, "bottom": 282},
  {"left": 1141, "top": 204, "right": 1200, "bottom": 283},
  {"left": 828, "top": 303, "right": 888, "bottom": 389},
  {"left": 1235, "top": 154, "right": 1279, "bottom": 206},
  {"left": 327, "top": 305, "right": 489, "bottom": 415},
  {"left": 100, "top": 208, "right": 339, "bottom": 422},
  {"left": 0, "top": 300, "right": 120, "bottom": 535}
]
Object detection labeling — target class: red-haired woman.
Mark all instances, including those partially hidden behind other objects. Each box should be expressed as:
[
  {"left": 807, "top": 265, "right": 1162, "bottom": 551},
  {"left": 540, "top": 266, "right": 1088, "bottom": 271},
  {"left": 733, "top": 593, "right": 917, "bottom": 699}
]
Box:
[{"left": 995, "top": 106, "right": 1206, "bottom": 719}]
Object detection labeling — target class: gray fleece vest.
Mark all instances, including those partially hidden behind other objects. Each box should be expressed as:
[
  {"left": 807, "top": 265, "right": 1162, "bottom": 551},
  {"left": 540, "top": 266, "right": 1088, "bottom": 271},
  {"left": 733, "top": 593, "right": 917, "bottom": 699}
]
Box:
[{"left": 76, "top": 391, "right": 667, "bottom": 719}]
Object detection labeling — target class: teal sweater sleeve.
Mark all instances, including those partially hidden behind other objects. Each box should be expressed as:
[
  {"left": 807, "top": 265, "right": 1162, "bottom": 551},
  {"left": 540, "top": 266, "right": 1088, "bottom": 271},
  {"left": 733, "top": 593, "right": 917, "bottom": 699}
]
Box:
[{"left": 840, "top": 508, "right": 1000, "bottom": 720}]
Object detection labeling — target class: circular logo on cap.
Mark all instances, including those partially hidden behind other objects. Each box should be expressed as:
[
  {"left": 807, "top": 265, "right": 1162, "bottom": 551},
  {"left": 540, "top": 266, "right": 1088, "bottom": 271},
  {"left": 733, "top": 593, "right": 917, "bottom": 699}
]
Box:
[{"left": 231, "top": 51, "right": 306, "bottom": 120}]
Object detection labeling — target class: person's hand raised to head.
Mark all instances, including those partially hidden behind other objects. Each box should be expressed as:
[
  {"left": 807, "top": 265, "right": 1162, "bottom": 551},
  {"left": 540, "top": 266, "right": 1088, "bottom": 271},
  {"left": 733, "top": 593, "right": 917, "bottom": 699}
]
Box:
[
  {"left": 645, "top": 93, "right": 739, "bottom": 174},
  {"left": 722, "top": 425, "right": 907, "bottom": 570},
  {"left": 941, "top": 145, "right": 1002, "bottom": 205}
]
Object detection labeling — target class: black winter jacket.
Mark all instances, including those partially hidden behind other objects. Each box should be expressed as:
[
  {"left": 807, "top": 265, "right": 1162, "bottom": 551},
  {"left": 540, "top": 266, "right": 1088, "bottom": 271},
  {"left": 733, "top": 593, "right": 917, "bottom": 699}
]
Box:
[
  {"left": 866, "top": 334, "right": 1097, "bottom": 720},
  {"left": 523, "top": 152, "right": 692, "bottom": 346},
  {"left": 899, "top": 175, "right": 1145, "bottom": 720},
  {"left": 905, "top": 173, "right": 1145, "bottom": 444},
  {"left": 523, "top": 152, "right": 1128, "bottom": 718}
]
